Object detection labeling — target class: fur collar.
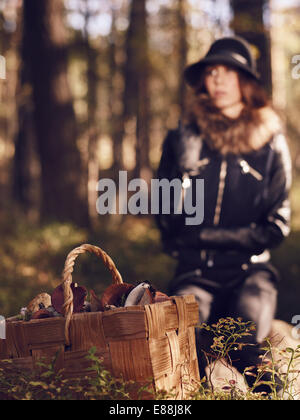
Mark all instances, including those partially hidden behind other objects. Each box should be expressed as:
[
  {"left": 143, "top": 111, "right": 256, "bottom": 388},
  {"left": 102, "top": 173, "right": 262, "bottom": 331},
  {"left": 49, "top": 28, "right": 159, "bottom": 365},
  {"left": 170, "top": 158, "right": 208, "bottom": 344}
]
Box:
[{"left": 183, "top": 93, "right": 282, "bottom": 155}]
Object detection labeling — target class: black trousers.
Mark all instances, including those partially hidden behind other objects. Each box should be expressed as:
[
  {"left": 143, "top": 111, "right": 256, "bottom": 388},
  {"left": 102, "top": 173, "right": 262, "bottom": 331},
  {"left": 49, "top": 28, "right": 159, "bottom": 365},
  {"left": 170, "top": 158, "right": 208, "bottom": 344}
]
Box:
[{"left": 169, "top": 264, "right": 278, "bottom": 390}]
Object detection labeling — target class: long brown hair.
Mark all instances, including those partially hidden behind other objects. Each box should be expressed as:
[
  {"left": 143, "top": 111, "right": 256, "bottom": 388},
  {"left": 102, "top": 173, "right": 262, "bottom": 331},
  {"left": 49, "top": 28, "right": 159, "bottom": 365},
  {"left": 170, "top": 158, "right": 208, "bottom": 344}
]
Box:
[{"left": 238, "top": 71, "right": 269, "bottom": 109}]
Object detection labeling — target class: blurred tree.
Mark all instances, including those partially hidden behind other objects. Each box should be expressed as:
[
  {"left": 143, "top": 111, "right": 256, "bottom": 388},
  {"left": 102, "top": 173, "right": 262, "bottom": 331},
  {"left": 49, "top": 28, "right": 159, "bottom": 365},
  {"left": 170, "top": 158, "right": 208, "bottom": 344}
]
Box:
[
  {"left": 177, "top": 0, "right": 188, "bottom": 114},
  {"left": 81, "top": 0, "right": 101, "bottom": 226},
  {"left": 109, "top": 5, "right": 125, "bottom": 173},
  {"left": 13, "top": 82, "right": 40, "bottom": 220},
  {"left": 0, "top": 3, "right": 21, "bottom": 211},
  {"left": 271, "top": 3, "right": 300, "bottom": 174},
  {"left": 230, "top": 0, "right": 272, "bottom": 94},
  {"left": 124, "top": 0, "right": 151, "bottom": 180},
  {"left": 22, "top": 0, "right": 89, "bottom": 227},
  {"left": 13, "top": 5, "right": 40, "bottom": 221}
]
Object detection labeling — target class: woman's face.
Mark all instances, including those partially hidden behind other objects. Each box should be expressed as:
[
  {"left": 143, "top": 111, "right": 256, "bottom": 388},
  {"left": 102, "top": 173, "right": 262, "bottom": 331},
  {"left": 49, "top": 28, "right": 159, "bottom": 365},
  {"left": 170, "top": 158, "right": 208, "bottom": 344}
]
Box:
[{"left": 204, "top": 64, "right": 244, "bottom": 117}]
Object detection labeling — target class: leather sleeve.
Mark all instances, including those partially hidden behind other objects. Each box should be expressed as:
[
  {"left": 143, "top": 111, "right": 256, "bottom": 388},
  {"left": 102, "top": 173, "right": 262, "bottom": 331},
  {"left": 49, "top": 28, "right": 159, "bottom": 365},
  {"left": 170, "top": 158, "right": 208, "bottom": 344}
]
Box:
[
  {"left": 198, "top": 134, "right": 292, "bottom": 254},
  {"left": 155, "top": 130, "right": 185, "bottom": 256}
]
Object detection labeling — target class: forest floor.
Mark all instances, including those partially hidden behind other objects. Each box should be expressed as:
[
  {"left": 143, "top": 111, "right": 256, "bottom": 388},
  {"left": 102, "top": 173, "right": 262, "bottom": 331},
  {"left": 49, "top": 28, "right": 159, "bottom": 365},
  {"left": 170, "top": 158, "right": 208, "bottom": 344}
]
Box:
[
  {"left": 1, "top": 181, "right": 300, "bottom": 401},
  {"left": 0, "top": 177, "right": 300, "bottom": 321}
]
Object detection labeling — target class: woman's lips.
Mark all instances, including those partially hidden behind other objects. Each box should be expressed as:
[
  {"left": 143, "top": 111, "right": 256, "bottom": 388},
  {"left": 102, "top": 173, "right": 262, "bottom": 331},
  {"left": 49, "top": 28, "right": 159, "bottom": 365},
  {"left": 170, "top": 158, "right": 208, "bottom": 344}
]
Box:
[{"left": 214, "top": 91, "right": 227, "bottom": 97}]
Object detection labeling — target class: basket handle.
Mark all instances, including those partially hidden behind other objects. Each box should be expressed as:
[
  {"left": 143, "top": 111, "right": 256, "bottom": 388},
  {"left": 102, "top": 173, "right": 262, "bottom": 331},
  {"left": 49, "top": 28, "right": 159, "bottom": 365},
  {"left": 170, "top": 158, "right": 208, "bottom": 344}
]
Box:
[{"left": 62, "top": 244, "right": 123, "bottom": 345}]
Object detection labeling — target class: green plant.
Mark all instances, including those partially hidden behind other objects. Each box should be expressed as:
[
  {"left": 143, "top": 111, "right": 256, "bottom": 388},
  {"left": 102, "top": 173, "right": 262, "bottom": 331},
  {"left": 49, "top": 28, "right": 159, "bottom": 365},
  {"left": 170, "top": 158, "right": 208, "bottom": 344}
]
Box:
[
  {"left": 191, "top": 317, "right": 300, "bottom": 400},
  {"left": 244, "top": 339, "right": 300, "bottom": 400},
  {"left": 83, "top": 347, "right": 132, "bottom": 400},
  {"left": 1, "top": 319, "right": 300, "bottom": 400},
  {"left": 198, "top": 317, "right": 256, "bottom": 392},
  {"left": 0, "top": 348, "right": 136, "bottom": 400}
]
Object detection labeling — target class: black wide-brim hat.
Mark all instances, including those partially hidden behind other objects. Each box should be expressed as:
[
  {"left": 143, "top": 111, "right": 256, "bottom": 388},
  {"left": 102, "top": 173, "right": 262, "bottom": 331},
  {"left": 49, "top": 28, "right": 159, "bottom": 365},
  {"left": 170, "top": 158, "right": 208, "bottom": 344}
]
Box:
[{"left": 184, "top": 36, "right": 260, "bottom": 87}]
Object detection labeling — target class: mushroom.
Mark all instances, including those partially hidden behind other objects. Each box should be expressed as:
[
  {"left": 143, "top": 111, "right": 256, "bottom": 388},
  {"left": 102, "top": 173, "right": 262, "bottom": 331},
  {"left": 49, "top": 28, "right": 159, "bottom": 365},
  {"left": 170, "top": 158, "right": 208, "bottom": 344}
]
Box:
[
  {"left": 51, "top": 283, "right": 87, "bottom": 314},
  {"left": 153, "top": 291, "right": 171, "bottom": 303},
  {"left": 124, "top": 282, "right": 154, "bottom": 307},
  {"left": 31, "top": 309, "right": 54, "bottom": 320},
  {"left": 27, "top": 293, "right": 52, "bottom": 314},
  {"left": 100, "top": 283, "right": 135, "bottom": 309}
]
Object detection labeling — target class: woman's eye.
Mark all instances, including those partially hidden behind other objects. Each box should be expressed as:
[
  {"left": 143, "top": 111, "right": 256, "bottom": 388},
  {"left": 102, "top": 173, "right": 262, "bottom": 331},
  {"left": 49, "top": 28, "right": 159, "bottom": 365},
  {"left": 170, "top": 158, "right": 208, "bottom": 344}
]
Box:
[{"left": 205, "top": 68, "right": 217, "bottom": 76}]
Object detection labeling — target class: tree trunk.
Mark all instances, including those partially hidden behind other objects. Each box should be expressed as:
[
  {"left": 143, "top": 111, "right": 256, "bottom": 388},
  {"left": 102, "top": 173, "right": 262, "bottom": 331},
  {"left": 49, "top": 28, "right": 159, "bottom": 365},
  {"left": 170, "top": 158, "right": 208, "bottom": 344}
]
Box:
[
  {"left": 109, "top": 8, "right": 124, "bottom": 173},
  {"left": 13, "top": 5, "right": 40, "bottom": 222},
  {"left": 124, "top": 0, "right": 151, "bottom": 180},
  {"left": 230, "top": 0, "right": 272, "bottom": 94},
  {"left": 13, "top": 91, "right": 40, "bottom": 221},
  {"left": 81, "top": 4, "right": 101, "bottom": 228},
  {"left": 177, "top": 0, "right": 188, "bottom": 114},
  {"left": 22, "top": 0, "right": 89, "bottom": 227},
  {"left": 86, "top": 41, "right": 100, "bottom": 227}
]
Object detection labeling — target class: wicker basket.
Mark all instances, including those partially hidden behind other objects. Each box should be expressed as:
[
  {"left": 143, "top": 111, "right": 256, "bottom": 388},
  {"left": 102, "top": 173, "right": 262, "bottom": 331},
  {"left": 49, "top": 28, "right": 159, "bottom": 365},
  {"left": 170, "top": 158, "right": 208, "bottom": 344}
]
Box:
[{"left": 0, "top": 244, "right": 200, "bottom": 399}]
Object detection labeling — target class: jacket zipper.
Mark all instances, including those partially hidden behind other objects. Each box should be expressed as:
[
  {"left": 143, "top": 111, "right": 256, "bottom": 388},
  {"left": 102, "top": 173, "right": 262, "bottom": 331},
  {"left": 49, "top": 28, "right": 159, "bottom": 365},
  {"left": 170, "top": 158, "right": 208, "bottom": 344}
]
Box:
[
  {"left": 206, "top": 158, "right": 262, "bottom": 268},
  {"left": 213, "top": 159, "right": 227, "bottom": 226},
  {"left": 213, "top": 159, "right": 262, "bottom": 224},
  {"left": 207, "top": 158, "right": 228, "bottom": 267},
  {"left": 211, "top": 158, "right": 262, "bottom": 225},
  {"left": 239, "top": 159, "right": 263, "bottom": 181}
]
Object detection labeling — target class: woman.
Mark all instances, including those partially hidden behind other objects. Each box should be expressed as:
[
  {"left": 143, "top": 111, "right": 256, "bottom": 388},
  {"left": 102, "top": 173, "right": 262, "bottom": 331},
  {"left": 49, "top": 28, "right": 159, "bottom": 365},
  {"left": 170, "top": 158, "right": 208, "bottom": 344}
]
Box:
[{"left": 155, "top": 36, "right": 292, "bottom": 392}]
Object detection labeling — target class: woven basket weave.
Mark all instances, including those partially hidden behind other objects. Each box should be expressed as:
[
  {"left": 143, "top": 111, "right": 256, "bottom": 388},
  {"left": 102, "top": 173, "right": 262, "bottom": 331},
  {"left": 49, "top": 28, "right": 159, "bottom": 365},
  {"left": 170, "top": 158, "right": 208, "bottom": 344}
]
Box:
[{"left": 0, "top": 244, "right": 200, "bottom": 399}]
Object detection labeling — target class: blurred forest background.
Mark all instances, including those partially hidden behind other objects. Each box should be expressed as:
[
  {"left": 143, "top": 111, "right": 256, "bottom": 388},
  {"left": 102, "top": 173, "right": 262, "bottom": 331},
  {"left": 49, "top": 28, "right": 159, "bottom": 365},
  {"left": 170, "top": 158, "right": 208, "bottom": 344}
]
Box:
[{"left": 0, "top": 0, "right": 299, "bottom": 321}]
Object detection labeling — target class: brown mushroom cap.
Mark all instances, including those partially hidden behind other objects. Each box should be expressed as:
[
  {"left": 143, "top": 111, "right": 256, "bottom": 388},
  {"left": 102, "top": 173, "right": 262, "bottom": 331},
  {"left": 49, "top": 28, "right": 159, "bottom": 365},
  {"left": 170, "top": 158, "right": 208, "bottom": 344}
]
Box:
[
  {"left": 31, "top": 309, "right": 54, "bottom": 320},
  {"left": 153, "top": 291, "right": 171, "bottom": 303},
  {"left": 100, "top": 283, "right": 135, "bottom": 309},
  {"left": 51, "top": 284, "right": 87, "bottom": 314},
  {"left": 27, "top": 293, "right": 52, "bottom": 314}
]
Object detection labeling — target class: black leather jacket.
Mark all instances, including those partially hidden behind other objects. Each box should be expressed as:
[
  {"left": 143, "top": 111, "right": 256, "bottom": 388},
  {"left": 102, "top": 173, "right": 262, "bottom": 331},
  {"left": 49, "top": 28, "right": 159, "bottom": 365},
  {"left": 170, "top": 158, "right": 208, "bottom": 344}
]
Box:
[{"left": 155, "top": 123, "right": 292, "bottom": 270}]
